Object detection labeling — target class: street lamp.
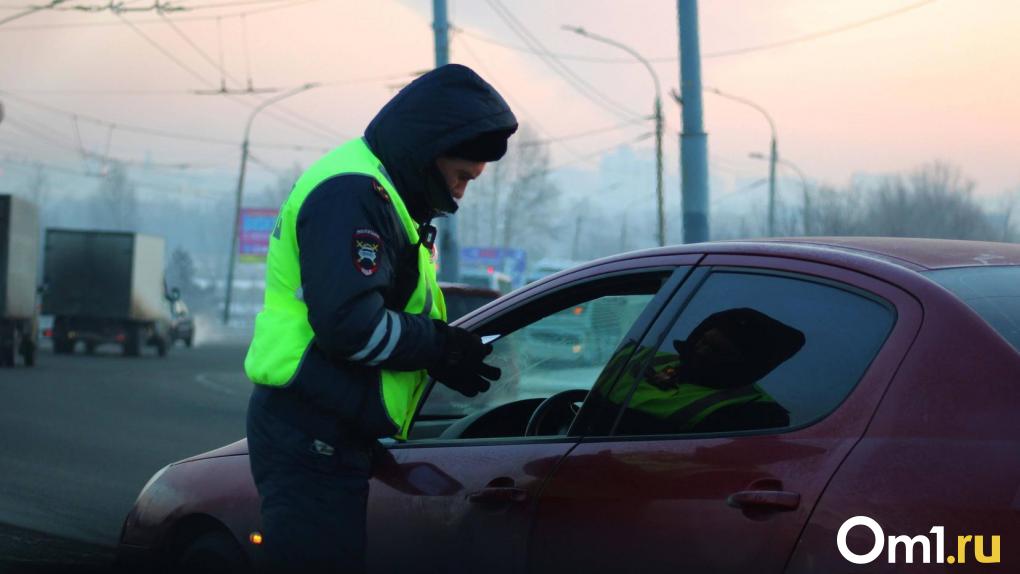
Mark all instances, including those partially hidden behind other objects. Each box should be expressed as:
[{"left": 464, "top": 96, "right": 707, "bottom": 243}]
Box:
[
  {"left": 704, "top": 87, "right": 778, "bottom": 236},
  {"left": 563, "top": 25, "right": 666, "bottom": 247},
  {"left": 223, "top": 82, "right": 319, "bottom": 325},
  {"left": 749, "top": 152, "right": 810, "bottom": 235}
]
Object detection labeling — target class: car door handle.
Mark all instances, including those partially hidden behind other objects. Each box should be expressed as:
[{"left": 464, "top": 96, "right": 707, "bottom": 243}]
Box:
[
  {"left": 468, "top": 487, "right": 528, "bottom": 504},
  {"left": 726, "top": 490, "right": 800, "bottom": 511}
]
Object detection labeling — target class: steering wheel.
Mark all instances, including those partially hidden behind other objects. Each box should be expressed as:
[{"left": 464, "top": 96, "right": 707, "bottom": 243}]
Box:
[{"left": 524, "top": 389, "right": 589, "bottom": 437}]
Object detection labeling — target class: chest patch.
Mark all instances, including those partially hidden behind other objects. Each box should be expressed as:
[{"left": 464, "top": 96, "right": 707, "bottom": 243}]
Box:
[{"left": 353, "top": 229, "right": 383, "bottom": 276}]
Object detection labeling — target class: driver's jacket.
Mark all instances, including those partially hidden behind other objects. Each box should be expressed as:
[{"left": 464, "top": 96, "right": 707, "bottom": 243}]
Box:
[{"left": 600, "top": 344, "right": 782, "bottom": 432}]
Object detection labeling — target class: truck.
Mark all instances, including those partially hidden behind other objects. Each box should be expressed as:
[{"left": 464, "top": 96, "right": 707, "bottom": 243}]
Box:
[
  {"left": 0, "top": 195, "right": 40, "bottom": 367},
  {"left": 42, "top": 229, "right": 173, "bottom": 357}
]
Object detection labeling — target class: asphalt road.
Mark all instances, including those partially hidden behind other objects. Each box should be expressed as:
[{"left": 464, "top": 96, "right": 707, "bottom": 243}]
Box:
[{"left": 0, "top": 337, "right": 252, "bottom": 572}]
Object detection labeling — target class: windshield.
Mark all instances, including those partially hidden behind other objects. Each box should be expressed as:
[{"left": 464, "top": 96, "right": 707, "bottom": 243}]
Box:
[{"left": 924, "top": 267, "right": 1020, "bottom": 352}]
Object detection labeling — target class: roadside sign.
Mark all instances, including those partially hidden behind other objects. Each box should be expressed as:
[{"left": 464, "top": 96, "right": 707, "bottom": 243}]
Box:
[{"left": 239, "top": 208, "right": 278, "bottom": 263}]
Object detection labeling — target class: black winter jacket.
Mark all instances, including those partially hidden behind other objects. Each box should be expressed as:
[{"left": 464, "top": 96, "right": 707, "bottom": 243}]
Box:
[{"left": 251, "top": 65, "right": 518, "bottom": 443}]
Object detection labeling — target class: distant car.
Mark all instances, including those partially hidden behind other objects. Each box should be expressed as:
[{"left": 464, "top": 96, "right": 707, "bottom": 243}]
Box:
[
  {"left": 168, "top": 300, "right": 195, "bottom": 348},
  {"left": 458, "top": 268, "right": 513, "bottom": 294},
  {"left": 437, "top": 282, "right": 500, "bottom": 322},
  {"left": 118, "top": 238, "right": 1020, "bottom": 573}
]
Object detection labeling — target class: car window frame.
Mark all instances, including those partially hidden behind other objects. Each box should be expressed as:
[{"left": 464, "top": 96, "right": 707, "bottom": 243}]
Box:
[
  {"left": 391, "top": 256, "right": 701, "bottom": 450},
  {"left": 584, "top": 254, "right": 924, "bottom": 444}
]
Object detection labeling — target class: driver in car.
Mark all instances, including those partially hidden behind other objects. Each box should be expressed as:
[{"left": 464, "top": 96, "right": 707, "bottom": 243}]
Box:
[{"left": 603, "top": 308, "right": 805, "bottom": 435}]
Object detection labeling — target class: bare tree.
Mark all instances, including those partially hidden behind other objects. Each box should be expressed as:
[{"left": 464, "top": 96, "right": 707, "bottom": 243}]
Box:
[
  {"left": 806, "top": 183, "right": 867, "bottom": 236},
  {"left": 997, "top": 188, "right": 1020, "bottom": 242},
  {"left": 862, "top": 162, "right": 994, "bottom": 239},
  {"left": 463, "top": 125, "right": 562, "bottom": 259},
  {"left": 805, "top": 161, "right": 997, "bottom": 240},
  {"left": 94, "top": 160, "right": 137, "bottom": 230},
  {"left": 27, "top": 164, "right": 49, "bottom": 207},
  {"left": 166, "top": 247, "right": 196, "bottom": 295},
  {"left": 260, "top": 162, "right": 304, "bottom": 207}
]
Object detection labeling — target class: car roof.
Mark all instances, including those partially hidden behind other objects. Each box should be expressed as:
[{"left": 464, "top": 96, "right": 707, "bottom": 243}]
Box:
[
  {"left": 587, "top": 237, "right": 1020, "bottom": 272},
  {"left": 762, "top": 237, "right": 1020, "bottom": 270}
]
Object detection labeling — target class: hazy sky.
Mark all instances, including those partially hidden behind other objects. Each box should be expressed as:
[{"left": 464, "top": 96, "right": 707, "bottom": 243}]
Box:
[{"left": 1, "top": 0, "right": 1018, "bottom": 203}]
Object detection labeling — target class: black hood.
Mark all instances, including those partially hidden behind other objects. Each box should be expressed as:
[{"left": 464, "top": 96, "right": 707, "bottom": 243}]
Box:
[{"left": 364, "top": 64, "right": 518, "bottom": 223}]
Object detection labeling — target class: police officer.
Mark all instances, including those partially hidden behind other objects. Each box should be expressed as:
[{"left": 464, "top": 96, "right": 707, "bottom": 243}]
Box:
[{"left": 244, "top": 64, "right": 517, "bottom": 573}]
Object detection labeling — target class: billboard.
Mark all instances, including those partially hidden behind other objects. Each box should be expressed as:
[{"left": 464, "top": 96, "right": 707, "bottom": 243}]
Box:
[
  {"left": 460, "top": 246, "right": 527, "bottom": 287},
  {"left": 239, "top": 208, "right": 279, "bottom": 263}
]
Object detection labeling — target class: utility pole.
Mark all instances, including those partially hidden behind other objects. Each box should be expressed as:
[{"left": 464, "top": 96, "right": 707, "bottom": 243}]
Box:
[
  {"left": 677, "top": 0, "right": 709, "bottom": 243},
  {"left": 223, "top": 83, "right": 318, "bottom": 325},
  {"left": 751, "top": 153, "right": 807, "bottom": 235},
  {"left": 433, "top": 0, "right": 459, "bottom": 283},
  {"left": 767, "top": 138, "right": 777, "bottom": 237},
  {"left": 572, "top": 202, "right": 588, "bottom": 260},
  {"left": 563, "top": 26, "right": 665, "bottom": 247}
]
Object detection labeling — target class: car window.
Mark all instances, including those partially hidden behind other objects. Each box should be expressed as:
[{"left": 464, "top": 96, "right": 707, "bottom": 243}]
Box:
[
  {"left": 409, "top": 271, "right": 674, "bottom": 441},
  {"left": 924, "top": 266, "right": 1020, "bottom": 352},
  {"left": 609, "top": 271, "right": 895, "bottom": 437}
]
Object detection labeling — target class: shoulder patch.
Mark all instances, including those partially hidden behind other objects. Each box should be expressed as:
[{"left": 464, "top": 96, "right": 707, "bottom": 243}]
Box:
[
  {"left": 353, "top": 229, "right": 383, "bottom": 276},
  {"left": 371, "top": 180, "right": 391, "bottom": 203}
]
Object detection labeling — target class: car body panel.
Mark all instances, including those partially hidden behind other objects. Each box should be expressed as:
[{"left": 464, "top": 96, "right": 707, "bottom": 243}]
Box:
[
  {"left": 366, "top": 441, "right": 577, "bottom": 573},
  {"left": 117, "top": 239, "right": 1020, "bottom": 573},
  {"left": 118, "top": 452, "right": 261, "bottom": 568},
  {"left": 528, "top": 254, "right": 924, "bottom": 574},
  {"left": 786, "top": 262, "right": 1020, "bottom": 572}
]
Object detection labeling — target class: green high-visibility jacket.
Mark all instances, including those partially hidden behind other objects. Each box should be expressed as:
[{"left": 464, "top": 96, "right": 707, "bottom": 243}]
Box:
[
  {"left": 244, "top": 137, "right": 445, "bottom": 440},
  {"left": 603, "top": 345, "right": 783, "bottom": 432}
]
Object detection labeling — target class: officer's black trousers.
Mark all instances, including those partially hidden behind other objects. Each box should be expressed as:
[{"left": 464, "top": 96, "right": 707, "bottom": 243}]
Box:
[{"left": 247, "top": 396, "right": 374, "bottom": 574}]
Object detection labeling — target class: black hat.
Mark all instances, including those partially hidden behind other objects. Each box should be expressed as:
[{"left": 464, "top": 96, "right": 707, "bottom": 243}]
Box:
[
  {"left": 675, "top": 308, "right": 806, "bottom": 387},
  {"left": 443, "top": 127, "right": 517, "bottom": 162}
]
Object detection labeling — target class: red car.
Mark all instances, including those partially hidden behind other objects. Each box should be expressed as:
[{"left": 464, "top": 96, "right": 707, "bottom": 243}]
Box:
[{"left": 117, "top": 238, "right": 1020, "bottom": 573}]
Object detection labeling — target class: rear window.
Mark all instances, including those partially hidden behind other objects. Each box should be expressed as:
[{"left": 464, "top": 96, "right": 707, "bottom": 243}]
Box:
[{"left": 925, "top": 266, "right": 1020, "bottom": 352}]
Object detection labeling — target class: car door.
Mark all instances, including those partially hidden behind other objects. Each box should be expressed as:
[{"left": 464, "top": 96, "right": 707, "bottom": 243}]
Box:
[
  {"left": 529, "top": 255, "right": 922, "bottom": 574},
  {"left": 365, "top": 259, "right": 698, "bottom": 574}
]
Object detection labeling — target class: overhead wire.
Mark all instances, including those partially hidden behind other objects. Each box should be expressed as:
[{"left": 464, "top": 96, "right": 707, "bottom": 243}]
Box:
[
  {"left": 454, "top": 0, "right": 938, "bottom": 64},
  {"left": 518, "top": 119, "right": 648, "bottom": 147},
  {"left": 116, "top": 12, "right": 216, "bottom": 87},
  {"left": 0, "top": 0, "right": 320, "bottom": 31},
  {"left": 0, "top": 0, "right": 67, "bottom": 26},
  {"left": 146, "top": 11, "right": 344, "bottom": 141},
  {"left": 484, "top": 0, "right": 644, "bottom": 122},
  {"left": 23, "top": 0, "right": 301, "bottom": 13},
  {"left": 7, "top": 118, "right": 224, "bottom": 169},
  {"left": 115, "top": 12, "right": 342, "bottom": 143},
  {"left": 703, "top": 0, "right": 937, "bottom": 58},
  {"left": 0, "top": 72, "right": 419, "bottom": 95},
  {"left": 547, "top": 131, "right": 654, "bottom": 172},
  {"left": 456, "top": 27, "right": 671, "bottom": 65},
  {"left": 0, "top": 92, "right": 329, "bottom": 152},
  {"left": 159, "top": 11, "right": 242, "bottom": 90}
]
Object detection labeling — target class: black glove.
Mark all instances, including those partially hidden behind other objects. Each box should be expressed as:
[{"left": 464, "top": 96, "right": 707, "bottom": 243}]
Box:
[{"left": 429, "top": 321, "right": 501, "bottom": 397}]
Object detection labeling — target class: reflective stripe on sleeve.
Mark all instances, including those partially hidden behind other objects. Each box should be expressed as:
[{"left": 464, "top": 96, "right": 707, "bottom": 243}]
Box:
[
  {"left": 366, "top": 310, "right": 403, "bottom": 366},
  {"left": 349, "top": 311, "right": 389, "bottom": 361}
]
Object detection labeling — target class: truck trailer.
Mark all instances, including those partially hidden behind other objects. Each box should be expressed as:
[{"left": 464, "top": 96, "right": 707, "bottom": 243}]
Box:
[
  {"left": 42, "top": 229, "right": 172, "bottom": 357},
  {"left": 0, "top": 195, "right": 39, "bottom": 367}
]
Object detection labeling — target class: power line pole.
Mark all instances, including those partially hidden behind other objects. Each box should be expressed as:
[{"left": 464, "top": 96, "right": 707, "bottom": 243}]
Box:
[
  {"left": 654, "top": 94, "right": 665, "bottom": 246},
  {"left": 562, "top": 26, "right": 665, "bottom": 247},
  {"left": 677, "top": 0, "right": 709, "bottom": 243},
  {"left": 223, "top": 83, "right": 317, "bottom": 325},
  {"left": 767, "top": 137, "right": 777, "bottom": 236},
  {"left": 433, "top": 0, "right": 459, "bottom": 282}
]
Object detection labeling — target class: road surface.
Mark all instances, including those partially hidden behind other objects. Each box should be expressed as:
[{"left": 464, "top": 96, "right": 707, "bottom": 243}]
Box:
[{"left": 0, "top": 340, "right": 251, "bottom": 572}]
